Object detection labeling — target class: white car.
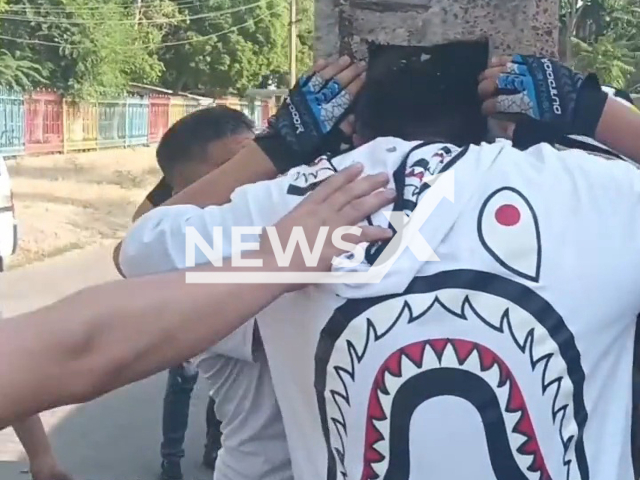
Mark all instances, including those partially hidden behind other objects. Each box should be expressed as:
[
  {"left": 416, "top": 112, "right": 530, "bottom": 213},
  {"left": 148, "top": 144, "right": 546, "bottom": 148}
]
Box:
[{"left": 0, "top": 156, "right": 17, "bottom": 271}]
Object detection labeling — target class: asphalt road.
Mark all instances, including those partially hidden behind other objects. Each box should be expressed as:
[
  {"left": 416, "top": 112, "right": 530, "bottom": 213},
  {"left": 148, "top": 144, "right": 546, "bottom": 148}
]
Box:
[{"left": 0, "top": 244, "right": 212, "bottom": 480}]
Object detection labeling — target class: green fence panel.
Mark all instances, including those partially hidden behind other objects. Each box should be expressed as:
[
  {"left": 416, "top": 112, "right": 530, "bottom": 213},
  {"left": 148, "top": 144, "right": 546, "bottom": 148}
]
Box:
[{"left": 97, "top": 100, "right": 126, "bottom": 149}]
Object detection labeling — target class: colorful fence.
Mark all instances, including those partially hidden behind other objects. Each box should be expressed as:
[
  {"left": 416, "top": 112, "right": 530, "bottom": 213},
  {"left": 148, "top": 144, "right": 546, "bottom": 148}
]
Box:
[
  {"left": 65, "top": 101, "right": 98, "bottom": 152},
  {"left": 97, "top": 99, "right": 126, "bottom": 149},
  {"left": 168, "top": 97, "right": 186, "bottom": 127},
  {"left": 25, "top": 91, "right": 63, "bottom": 155},
  {"left": 0, "top": 88, "right": 25, "bottom": 156},
  {"left": 0, "top": 90, "right": 273, "bottom": 157},
  {"left": 148, "top": 95, "right": 170, "bottom": 145},
  {"left": 126, "top": 96, "right": 149, "bottom": 147},
  {"left": 217, "top": 95, "right": 275, "bottom": 129}
]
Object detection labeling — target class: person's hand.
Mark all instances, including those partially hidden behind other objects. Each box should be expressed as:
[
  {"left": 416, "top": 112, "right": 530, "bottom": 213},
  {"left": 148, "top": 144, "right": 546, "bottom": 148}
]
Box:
[
  {"left": 29, "top": 454, "right": 73, "bottom": 480},
  {"left": 255, "top": 57, "right": 366, "bottom": 174},
  {"left": 260, "top": 163, "right": 393, "bottom": 285},
  {"left": 478, "top": 54, "right": 608, "bottom": 140}
]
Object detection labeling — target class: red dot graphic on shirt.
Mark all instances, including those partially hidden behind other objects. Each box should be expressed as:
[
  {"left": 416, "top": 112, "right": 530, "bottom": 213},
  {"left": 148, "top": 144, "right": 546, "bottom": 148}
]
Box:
[{"left": 495, "top": 204, "right": 521, "bottom": 227}]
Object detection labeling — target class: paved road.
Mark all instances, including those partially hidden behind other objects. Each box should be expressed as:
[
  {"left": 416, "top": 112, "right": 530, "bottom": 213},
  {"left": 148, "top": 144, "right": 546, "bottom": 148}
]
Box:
[{"left": 0, "top": 244, "right": 212, "bottom": 480}]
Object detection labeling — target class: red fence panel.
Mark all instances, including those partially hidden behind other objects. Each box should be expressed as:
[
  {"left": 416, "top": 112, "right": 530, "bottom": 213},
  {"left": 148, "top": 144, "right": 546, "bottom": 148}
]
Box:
[
  {"left": 261, "top": 101, "right": 272, "bottom": 128},
  {"left": 25, "top": 91, "right": 64, "bottom": 155},
  {"left": 148, "top": 95, "right": 170, "bottom": 144}
]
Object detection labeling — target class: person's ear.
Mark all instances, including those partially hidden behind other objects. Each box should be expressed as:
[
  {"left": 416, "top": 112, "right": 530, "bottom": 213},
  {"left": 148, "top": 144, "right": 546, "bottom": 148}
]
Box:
[{"left": 353, "top": 133, "right": 367, "bottom": 147}]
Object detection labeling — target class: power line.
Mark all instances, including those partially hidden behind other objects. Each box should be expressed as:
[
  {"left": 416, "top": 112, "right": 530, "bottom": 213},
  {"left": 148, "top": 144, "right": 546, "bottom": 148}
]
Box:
[
  {"left": 160, "top": 8, "right": 279, "bottom": 46},
  {"left": 0, "top": 0, "right": 203, "bottom": 13},
  {"left": 0, "top": 1, "right": 265, "bottom": 24},
  {"left": 0, "top": 6, "right": 281, "bottom": 49}
]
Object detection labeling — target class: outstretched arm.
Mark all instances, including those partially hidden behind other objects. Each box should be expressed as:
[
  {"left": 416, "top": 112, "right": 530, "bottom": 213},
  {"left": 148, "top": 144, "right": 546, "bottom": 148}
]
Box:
[
  {"left": 12, "top": 416, "right": 72, "bottom": 480},
  {"left": 165, "top": 57, "right": 363, "bottom": 209},
  {"left": 0, "top": 165, "right": 393, "bottom": 427}
]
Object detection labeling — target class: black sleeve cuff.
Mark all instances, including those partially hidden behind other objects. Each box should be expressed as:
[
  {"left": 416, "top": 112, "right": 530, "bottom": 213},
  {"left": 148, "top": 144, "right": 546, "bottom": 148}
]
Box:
[
  {"left": 254, "top": 132, "right": 300, "bottom": 175},
  {"left": 146, "top": 177, "right": 173, "bottom": 206},
  {"left": 512, "top": 116, "right": 566, "bottom": 150},
  {"left": 573, "top": 73, "right": 608, "bottom": 138}
]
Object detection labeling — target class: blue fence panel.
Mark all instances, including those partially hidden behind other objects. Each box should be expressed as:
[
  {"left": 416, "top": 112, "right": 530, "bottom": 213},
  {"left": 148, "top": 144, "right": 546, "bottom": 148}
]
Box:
[
  {"left": 97, "top": 100, "right": 126, "bottom": 149},
  {"left": 0, "top": 87, "right": 25, "bottom": 156},
  {"left": 253, "top": 100, "right": 263, "bottom": 130},
  {"left": 126, "top": 96, "right": 149, "bottom": 147}
]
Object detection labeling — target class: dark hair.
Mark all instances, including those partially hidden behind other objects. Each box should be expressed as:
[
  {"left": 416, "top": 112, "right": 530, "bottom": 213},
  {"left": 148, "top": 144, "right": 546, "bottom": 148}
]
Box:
[
  {"left": 355, "top": 42, "right": 488, "bottom": 146},
  {"left": 156, "top": 105, "right": 254, "bottom": 180}
]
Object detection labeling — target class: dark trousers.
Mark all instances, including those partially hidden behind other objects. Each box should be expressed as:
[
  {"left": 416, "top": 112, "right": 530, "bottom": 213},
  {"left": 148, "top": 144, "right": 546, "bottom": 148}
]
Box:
[
  {"left": 161, "top": 364, "right": 222, "bottom": 463},
  {"left": 205, "top": 393, "right": 222, "bottom": 454}
]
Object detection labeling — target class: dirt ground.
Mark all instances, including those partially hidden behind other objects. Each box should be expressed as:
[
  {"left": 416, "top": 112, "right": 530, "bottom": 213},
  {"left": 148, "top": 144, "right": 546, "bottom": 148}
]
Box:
[{"left": 6, "top": 147, "right": 160, "bottom": 269}]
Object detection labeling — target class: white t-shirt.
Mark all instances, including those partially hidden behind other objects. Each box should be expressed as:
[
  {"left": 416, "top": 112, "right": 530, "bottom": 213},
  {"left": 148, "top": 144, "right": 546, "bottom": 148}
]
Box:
[
  {"left": 119, "top": 229, "right": 292, "bottom": 480},
  {"left": 120, "top": 137, "right": 640, "bottom": 480},
  {"left": 193, "top": 334, "right": 291, "bottom": 480}
]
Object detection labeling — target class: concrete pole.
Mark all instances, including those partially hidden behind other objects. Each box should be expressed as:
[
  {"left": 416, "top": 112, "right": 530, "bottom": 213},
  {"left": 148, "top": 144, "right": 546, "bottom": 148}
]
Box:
[
  {"left": 314, "top": 0, "right": 560, "bottom": 62},
  {"left": 289, "top": 0, "right": 297, "bottom": 88}
]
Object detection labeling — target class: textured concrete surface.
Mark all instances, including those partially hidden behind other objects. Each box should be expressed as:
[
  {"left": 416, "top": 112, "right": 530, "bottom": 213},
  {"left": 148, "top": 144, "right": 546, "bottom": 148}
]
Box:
[{"left": 315, "top": 0, "right": 560, "bottom": 61}]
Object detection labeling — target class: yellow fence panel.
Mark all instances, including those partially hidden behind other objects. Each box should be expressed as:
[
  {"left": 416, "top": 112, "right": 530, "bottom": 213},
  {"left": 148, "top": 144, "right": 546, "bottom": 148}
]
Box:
[
  {"left": 168, "top": 97, "right": 186, "bottom": 127},
  {"left": 64, "top": 100, "right": 98, "bottom": 152},
  {"left": 216, "top": 96, "right": 241, "bottom": 111}
]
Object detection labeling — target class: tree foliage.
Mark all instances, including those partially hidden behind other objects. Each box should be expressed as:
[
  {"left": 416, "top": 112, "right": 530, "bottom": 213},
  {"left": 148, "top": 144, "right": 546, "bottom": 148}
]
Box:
[
  {"left": 0, "top": 0, "right": 637, "bottom": 95},
  {"left": 560, "top": 0, "right": 640, "bottom": 88},
  {"left": 0, "top": 0, "right": 175, "bottom": 98},
  {"left": 0, "top": 0, "right": 313, "bottom": 98},
  {"left": 158, "top": 0, "right": 312, "bottom": 96}
]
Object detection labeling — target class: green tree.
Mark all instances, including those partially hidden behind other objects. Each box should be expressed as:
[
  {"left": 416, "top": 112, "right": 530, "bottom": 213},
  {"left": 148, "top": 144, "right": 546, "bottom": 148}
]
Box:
[
  {"left": 0, "top": 0, "right": 176, "bottom": 98},
  {"left": 0, "top": 0, "right": 45, "bottom": 89},
  {"left": 158, "top": 0, "right": 313, "bottom": 95},
  {"left": 560, "top": 0, "right": 640, "bottom": 88},
  {"left": 573, "top": 35, "right": 636, "bottom": 87},
  {"left": 0, "top": 49, "right": 45, "bottom": 90}
]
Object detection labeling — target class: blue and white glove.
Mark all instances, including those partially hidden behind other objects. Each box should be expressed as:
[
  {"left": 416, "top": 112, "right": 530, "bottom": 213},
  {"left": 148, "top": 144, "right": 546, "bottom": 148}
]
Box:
[
  {"left": 485, "top": 54, "right": 608, "bottom": 139},
  {"left": 510, "top": 84, "right": 636, "bottom": 158},
  {"left": 256, "top": 59, "right": 362, "bottom": 174}
]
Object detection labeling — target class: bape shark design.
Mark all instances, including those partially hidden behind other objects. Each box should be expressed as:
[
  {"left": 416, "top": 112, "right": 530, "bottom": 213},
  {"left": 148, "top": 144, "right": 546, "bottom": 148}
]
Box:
[
  {"left": 314, "top": 185, "right": 589, "bottom": 480},
  {"left": 286, "top": 156, "right": 337, "bottom": 197},
  {"left": 402, "top": 144, "right": 461, "bottom": 212}
]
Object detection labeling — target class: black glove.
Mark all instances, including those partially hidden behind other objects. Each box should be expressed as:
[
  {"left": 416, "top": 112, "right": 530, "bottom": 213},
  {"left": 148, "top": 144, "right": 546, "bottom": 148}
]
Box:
[
  {"left": 511, "top": 82, "right": 637, "bottom": 151},
  {"left": 255, "top": 72, "right": 353, "bottom": 174},
  {"left": 493, "top": 54, "right": 608, "bottom": 139}
]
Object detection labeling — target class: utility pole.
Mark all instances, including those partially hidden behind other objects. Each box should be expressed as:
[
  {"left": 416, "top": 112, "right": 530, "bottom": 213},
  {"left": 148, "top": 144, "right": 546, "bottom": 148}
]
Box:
[
  {"left": 134, "top": 0, "right": 142, "bottom": 28},
  {"left": 289, "top": 0, "right": 297, "bottom": 88}
]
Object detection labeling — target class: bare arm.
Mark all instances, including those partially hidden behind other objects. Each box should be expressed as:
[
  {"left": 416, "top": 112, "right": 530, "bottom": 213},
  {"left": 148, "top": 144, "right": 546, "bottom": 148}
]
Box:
[
  {"left": 0, "top": 165, "right": 393, "bottom": 427},
  {"left": 595, "top": 97, "right": 640, "bottom": 164},
  {"left": 12, "top": 416, "right": 52, "bottom": 462},
  {"left": 12, "top": 416, "right": 72, "bottom": 480},
  {"left": 113, "top": 144, "right": 274, "bottom": 275},
  {"left": 164, "top": 57, "right": 364, "bottom": 209},
  {"left": 164, "top": 141, "right": 278, "bottom": 208},
  {"left": 478, "top": 55, "right": 640, "bottom": 163},
  {"left": 0, "top": 256, "right": 287, "bottom": 426}
]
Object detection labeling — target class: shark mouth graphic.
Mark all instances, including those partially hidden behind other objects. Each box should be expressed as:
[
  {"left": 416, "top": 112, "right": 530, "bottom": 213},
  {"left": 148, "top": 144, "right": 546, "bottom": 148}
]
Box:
[
  {"left": 362, "top": 339, "right": 550, "bottom": 480},
  {"left": 314, "top": 270, "right": 589, "bottom": 480}
]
